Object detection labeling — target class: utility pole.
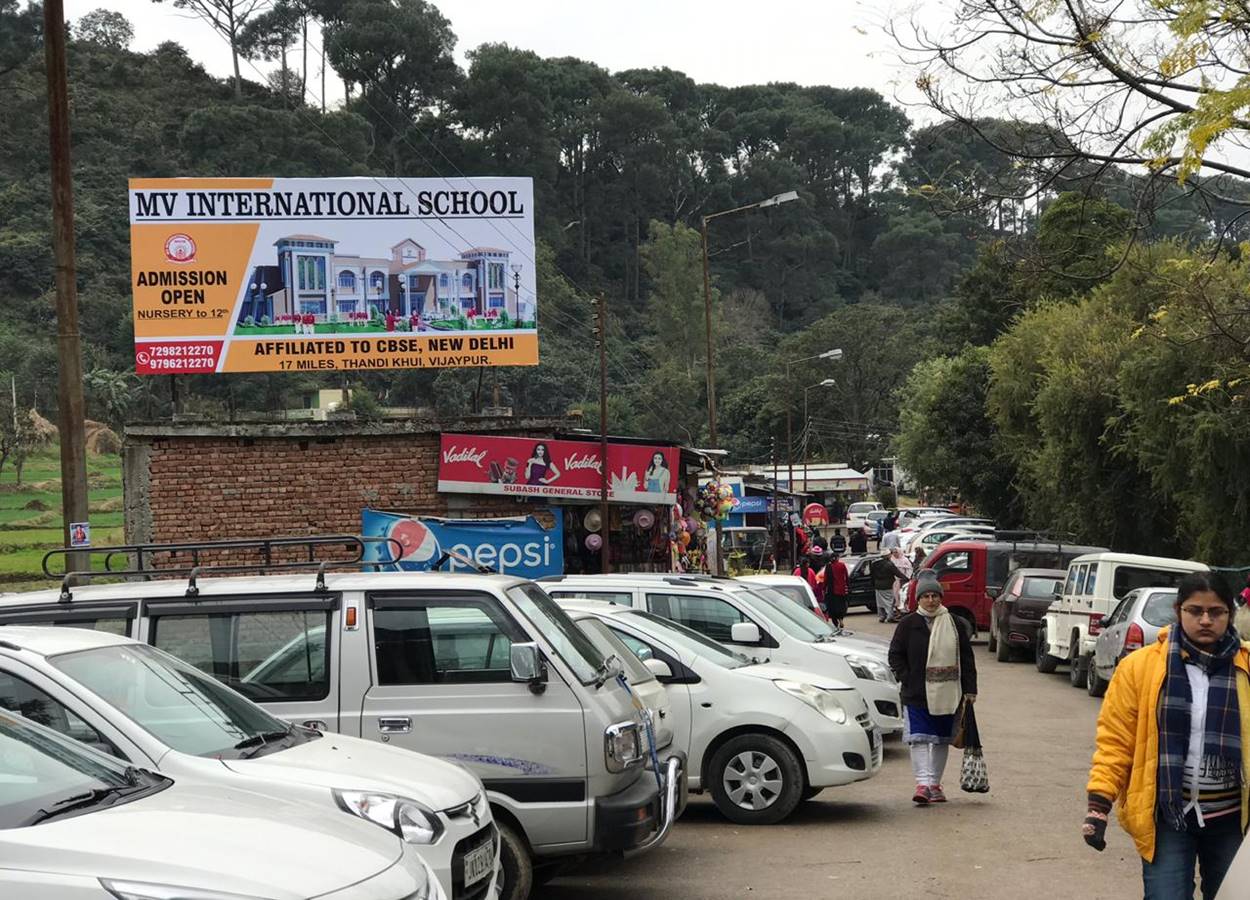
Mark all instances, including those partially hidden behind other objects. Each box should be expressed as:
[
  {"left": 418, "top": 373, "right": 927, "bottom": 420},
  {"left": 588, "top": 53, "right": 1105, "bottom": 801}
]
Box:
[
  {"left": 595, "top": 296, "right": 611, "bottom": 574},
  {"left": 771, "top": 436, "right": 781, "bottom": 572},
  {"left": 700, "top": 217, "right": 717, "bottom": 448},
  {"left": 43, "top": 0, "right": 89, "bottom": 569}
]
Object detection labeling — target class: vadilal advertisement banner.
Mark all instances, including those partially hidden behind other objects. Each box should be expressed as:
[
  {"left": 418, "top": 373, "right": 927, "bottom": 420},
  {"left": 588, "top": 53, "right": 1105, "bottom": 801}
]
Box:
[
  {"left": 439, "top": 434, "right": 679, "bottom": 505},
  {"left": 128, "top": 177, "right": 537, "bottom": 374}
]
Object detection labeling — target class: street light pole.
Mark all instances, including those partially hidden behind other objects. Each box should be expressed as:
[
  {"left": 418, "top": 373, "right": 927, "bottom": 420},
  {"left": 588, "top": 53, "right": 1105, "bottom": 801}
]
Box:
[
  {"left": 701, "top": 190, "right": 800, "bottom": 448},
  {"left": 784, "top": 349, "right": 842, "bottom": 497},
  {"left": 803, "top": 379, "right": 837, "bottom": 493}
]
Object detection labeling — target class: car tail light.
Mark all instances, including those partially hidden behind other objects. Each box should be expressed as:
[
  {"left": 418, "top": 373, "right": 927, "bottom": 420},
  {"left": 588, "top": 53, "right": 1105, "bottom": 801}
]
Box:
[
  {"left": 1124, "top": 622, "right": 1145, "bottom": 652},
  {"left": 1089, "top": 613, "right": 1104, "bottom": 636}
]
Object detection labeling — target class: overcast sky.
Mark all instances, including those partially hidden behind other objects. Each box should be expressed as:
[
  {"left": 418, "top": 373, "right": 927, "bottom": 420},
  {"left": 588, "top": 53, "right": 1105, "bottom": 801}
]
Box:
[{"left": 62, "top": 0, "right": 928, "bottom": 116}]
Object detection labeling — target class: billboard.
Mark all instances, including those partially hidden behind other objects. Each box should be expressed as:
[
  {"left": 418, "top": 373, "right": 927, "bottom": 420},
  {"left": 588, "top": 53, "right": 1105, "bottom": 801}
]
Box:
[
  {"left": 128, "top": 177, "right": 537, "bottom": 374},
  {"left": 439, "top": 434, "right": 679, "bottom": 505},
  {"left": 361, "top": 510, "right": 563, "bottom": 578}
]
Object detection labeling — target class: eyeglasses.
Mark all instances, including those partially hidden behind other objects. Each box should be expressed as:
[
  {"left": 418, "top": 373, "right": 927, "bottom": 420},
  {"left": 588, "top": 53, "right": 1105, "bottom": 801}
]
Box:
[{"left": 1180, "top": 606, "right": 1229, "bottom": 621}]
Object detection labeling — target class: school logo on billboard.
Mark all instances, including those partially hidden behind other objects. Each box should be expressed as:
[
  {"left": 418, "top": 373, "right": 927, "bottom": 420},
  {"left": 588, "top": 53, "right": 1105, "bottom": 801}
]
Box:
[{"left": 128, "top": 177, "right": 538, "bottom": 375}]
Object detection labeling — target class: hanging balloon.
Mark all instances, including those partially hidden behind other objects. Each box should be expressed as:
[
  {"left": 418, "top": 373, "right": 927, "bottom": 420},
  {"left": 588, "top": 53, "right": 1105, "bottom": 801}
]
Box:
[
  {"left": 585, "top": 533, "right": 603, "bottom": 551},
  {"left": 679, "top": 531, "right": 691, "bottom": 547},
  {"left": 583, "top": 509, "right": 602, "bottom": 532},
  {"left": 634, "top": 509, "right": 655, "bottom": 530}
]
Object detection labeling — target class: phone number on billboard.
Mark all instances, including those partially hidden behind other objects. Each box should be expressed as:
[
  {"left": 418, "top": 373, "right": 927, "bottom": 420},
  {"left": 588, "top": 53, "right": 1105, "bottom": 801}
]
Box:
[{"left": 136, "top": 344, "right": 219, "bottom": 372}]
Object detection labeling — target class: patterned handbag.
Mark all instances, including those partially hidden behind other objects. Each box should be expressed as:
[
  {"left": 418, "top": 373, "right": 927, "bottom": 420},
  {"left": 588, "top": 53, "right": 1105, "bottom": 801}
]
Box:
[{"left": 960, "top": 747, "right": 990, "bottom": 793}]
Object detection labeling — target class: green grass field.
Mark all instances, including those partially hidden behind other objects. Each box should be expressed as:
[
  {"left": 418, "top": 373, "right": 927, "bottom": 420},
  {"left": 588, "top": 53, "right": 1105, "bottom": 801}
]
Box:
[{"left": 0, "top": 446, "right": 123, "bottom": 588}]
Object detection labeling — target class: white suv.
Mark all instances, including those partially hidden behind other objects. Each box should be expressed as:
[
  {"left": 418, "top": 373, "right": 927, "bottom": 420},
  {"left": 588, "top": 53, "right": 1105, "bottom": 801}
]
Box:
[
  {"left": 0, "top": 626, "right": 493, "bottom": 900},
  {"left": 0, "top": 709, "right": 444, "bottom": 899}
]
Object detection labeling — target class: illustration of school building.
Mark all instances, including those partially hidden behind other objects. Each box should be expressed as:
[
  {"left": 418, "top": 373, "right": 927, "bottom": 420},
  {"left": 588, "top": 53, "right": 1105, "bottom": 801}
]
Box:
[{"left": 239, "top": 236, "right": 530, "bottom": 324}]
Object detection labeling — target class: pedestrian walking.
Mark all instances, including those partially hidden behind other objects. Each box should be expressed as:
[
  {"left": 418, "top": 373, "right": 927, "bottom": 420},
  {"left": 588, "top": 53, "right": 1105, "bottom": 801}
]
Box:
[
  {"left": 870, "top": 550, "right": 905, "bottom": 623},
  {"left": 830, "top": 528, "right": 847, "bottom": 557},
  {"left": 1084, "top": 572, "right": 1250, "bottom": 899},
  {"left": 890, "top": 546, "right": 913, "bottom": 619},
  {"left": 881, "top": 525, "right": 902, "bottom": 553},
  {"left": 824, "top": 552, "right": 850, "bottom": 629},
  {"left": 849, "top": 526, "right": 868, "bottom": 555},
  {"left": 793, "top": 555, "right": 820, "bottom": 595},
  {"left": 888, "top": 570, "right": 977, "bottom": 806}
]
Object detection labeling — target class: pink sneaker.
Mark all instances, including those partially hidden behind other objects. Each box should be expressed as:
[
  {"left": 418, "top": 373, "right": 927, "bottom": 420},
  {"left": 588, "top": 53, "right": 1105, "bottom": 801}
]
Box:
[
  {"left": 929, "top": 785, "right": 947, "bottom": 803},
  {"left": 912, "top": 785, "right": 931, "bottom": 805}
]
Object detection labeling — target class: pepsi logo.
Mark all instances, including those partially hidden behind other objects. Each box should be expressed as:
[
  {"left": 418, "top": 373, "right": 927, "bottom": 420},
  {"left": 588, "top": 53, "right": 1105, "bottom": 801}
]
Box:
[{"left": 389, "top": 519, "right": 441, "bottom": 563}]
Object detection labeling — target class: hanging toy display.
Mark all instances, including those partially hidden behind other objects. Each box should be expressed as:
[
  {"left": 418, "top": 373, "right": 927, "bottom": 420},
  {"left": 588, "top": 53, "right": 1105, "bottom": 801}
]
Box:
[{"left": 698, "top": 480, "right": 738, "bottom": 522}]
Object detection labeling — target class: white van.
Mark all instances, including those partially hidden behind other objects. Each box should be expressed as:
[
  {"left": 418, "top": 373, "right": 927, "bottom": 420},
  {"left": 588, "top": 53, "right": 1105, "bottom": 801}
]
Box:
[
  {"left": 560, "top": 601, "right": 882, "bottom": 825},
  {"left": 0, "top": 625, "right": 492, "bottom": 899},
  {"left": 542, "top": 574, "right": 903, "bottom": 734},
  {"left": 1038, "top": 552, "right": 1208, "bottom": 686},
  {"left": 0, "top": 710, "right": 444, "bottom": 899},
  {"left": 0, "top": 560, "right": 683, "bottom": 900}
]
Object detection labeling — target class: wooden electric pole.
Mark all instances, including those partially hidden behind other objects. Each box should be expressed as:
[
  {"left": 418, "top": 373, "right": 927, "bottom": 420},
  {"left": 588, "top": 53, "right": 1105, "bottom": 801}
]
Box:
[
  {"left": 43, "top": 0, "right": 90, "bottom": 568},
  {"left": 595, "top": 297, "right": 611, "bottom": 573}
]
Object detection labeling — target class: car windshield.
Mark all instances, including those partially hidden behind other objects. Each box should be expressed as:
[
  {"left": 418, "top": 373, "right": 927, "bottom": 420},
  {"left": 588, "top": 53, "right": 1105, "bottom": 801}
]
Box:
[
  {"left": 622, "top": 610, "right": 752, "bottom": 669},
  {"left": 768, "top": 584, "right": 813, "bottom": 610},
  {"left": 735, "top": 587, "right": 834, "bottom": 641},
  {"left": 1142, "top": 590, "right": 1180, "bottom": 627},
  {"left": 50, "top": 644, "right": 294, "bottom": 758},
  {"left": 848, "top": 503, "right": 875, "bottom": 514},
  {"left": 0, "top": 710, "right": 138, "bottom": 829},
  {"left": 508, "top": 584, "right": 605, "bottom": 684},
  {"left": 573, "top": 616, "right": 656, "bottom": 685},
  {"left": 1022, "top": 577, "right": 1063, "bottom": 600}
]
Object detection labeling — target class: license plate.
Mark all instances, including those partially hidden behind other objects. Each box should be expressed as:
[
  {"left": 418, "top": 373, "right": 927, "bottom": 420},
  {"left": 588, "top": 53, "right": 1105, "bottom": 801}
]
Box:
[{"left": 464, "top": 840, "right": 493, "bottom": 887}]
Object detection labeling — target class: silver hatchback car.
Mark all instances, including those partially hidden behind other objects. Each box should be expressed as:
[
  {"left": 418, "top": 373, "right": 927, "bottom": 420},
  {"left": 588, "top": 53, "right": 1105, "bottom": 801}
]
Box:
[{"left": 1088, "top": 587, "right": 1178, "bottom": 697}]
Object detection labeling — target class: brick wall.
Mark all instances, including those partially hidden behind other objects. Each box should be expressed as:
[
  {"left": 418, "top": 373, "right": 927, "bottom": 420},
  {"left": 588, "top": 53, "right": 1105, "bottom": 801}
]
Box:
[{"left": 125, "top": 420, "right": 564, "bottom": 550}]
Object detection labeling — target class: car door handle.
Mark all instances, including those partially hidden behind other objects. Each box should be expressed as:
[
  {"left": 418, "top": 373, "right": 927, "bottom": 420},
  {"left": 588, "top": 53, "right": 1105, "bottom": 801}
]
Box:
[{"left": 378, "top": 717, "right": 412, "bottom": 734}]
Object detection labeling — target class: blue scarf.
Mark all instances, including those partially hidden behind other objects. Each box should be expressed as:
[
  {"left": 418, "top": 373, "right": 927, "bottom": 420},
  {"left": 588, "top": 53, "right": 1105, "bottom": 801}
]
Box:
[{"left": 1156, "top": 626, "right": 1242, "bottom": 832}]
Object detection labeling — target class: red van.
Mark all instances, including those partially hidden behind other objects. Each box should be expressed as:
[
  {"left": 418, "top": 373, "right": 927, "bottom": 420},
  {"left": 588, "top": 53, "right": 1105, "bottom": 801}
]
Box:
[{"left": 907, "top": 539, "right": 1107, "bottom": 633}]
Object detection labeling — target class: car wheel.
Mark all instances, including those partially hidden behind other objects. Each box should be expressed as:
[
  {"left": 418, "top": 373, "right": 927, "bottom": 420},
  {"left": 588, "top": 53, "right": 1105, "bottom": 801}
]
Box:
[
  {"left": 1035, "top": 627, "right": 1060, "bottom": 673},
  {"left": 496, "top": 820, "right": 533, "bottom": 900},
  {"left": 1070, "top": 649, "right": 1089, "bottom": 689},
  {"left": 1087, "top": 660, "right": 1109, "bottom": 698},
  {"left": 709, "top": 734, "right": 805, "bottom": 825},
  {"left": 995, "top": 623, "right": 1013, "bottom": 663}
]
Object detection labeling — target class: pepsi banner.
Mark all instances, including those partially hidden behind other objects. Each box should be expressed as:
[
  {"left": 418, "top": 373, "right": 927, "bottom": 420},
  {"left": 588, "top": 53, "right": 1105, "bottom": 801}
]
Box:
[{"left": 361, "top": 509, "right": 563, "bottom": 578}]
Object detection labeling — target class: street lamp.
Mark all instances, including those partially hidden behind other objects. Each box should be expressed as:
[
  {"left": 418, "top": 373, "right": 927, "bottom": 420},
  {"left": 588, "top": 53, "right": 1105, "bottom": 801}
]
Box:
[
  {"left": 802, "top": 379, "right": 837, "bottom": 492},
  {"left": 700, "top": 189, "right": 801, "bottom": 448},
  {"left": 785, "top": 348, "right": 841, "bottom": 486}
]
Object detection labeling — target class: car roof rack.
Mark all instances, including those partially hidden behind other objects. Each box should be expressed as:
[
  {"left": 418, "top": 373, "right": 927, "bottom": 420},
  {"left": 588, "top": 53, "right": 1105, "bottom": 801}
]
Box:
[{"left": 42, "top": 535, "right": 402, "bottom": 603}]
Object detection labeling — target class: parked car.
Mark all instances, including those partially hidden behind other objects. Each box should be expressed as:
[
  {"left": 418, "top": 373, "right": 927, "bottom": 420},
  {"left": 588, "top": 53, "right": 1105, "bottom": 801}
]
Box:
[
  {"left": 542, "top": 574, "right": 903, "bottom": 734},
  {"left": 846, "top": 502, "right": 883, "bottom": 532},
  {"left": 1087, "top": 587, "right": 1179, "bottom": 697},
  {"left": 718, "top": 526, "right": 772, "bottom": 569},
  {"left": 738, "top": 573, "right": 826, "bottom": 620},
  {"left": 0, "top": 709, "right": 444, "bottom": 900},
  {"left": 906, "top": 525, "right": 997, "bottom": 559},
  {"left": 0, "top": 565, "right": 684, "bottom": 900},
  {"left": 906, "top": 539, "right": 1108, "bottom": 634},
  {"left": 558, "top": 601, "right": 881, "bottom": 825},
  {"left": 987, "top": 568, "right": 1066, "bottom": 662},
  {"left": 897, "top": 507, "right": 952, "bottom": 526},
  {"left": 0, "top": 625, "right": 496, "bottom": 900},
  {"left": 865, "top": 510, "right": 890, "bottom": 538},
  {"left": 1040, "top": 553, "right": 1206, "bottom": 689},
  {"left": 901, "top": 519, "right": 996, "bottom": 555}
]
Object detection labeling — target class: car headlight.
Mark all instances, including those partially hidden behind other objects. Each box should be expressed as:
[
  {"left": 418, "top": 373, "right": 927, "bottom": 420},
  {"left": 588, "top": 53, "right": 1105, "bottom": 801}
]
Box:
[
  {"left": 773, "top": 679, "right": 849, "bottom": 725},
  {"left": 604, "top": 720, "right": 643, "bottom": 772},
  {"left": 333, "top": 790, "right": 445, "bottom": 845},
  {"left": 101, "top": 881, "right": 264, "bottom": 900},
  {"left": 846, "top": 654, "right": 894, "bottom": 683}
]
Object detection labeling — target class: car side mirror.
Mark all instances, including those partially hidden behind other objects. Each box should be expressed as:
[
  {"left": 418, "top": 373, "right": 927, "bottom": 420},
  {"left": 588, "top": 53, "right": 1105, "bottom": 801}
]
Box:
[
  {"left": 510, "top": 642, "right": 547, "bottom": 694},
  {"left": 1098, "top": 616, "right": 1111, "bottom": 629},
  {"left": 730, "top": 622, "right": 762, "bottom": 644},
  {"left": 643, "top": 657, "right": 672, "bottom": 679},
  {"left": 986, "top": 588, "right": 1000, "bottom": 600}
]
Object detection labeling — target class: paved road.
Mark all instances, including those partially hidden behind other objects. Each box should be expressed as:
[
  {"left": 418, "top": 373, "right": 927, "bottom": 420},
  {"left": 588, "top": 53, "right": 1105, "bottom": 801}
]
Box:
[{"left": 541, "top": 611, "right": 1141, "bottom": 899}]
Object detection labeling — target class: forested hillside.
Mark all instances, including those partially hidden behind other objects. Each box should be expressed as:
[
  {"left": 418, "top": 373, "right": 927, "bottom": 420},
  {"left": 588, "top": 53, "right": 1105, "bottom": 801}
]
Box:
[{"left": 1, "top": 0, "right": 1245, "bottom": 502}]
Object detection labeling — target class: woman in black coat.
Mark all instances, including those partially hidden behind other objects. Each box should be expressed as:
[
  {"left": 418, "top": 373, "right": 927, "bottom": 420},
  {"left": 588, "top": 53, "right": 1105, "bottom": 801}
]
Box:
[{"left": 887, "top": 570, "right": 977, "bottom": 805}]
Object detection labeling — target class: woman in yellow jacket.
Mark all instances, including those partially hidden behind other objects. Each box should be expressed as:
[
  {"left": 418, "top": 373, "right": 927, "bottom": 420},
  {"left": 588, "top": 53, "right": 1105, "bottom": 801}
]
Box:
[{"left": 1085, "top": 572, "right": 1250, "bottom": 899}]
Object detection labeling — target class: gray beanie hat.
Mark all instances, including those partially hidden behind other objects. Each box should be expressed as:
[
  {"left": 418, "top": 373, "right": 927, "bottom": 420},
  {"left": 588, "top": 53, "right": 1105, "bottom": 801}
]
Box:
[{"left": 915, "top": 569, "right": 944, "bottom": 598}]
